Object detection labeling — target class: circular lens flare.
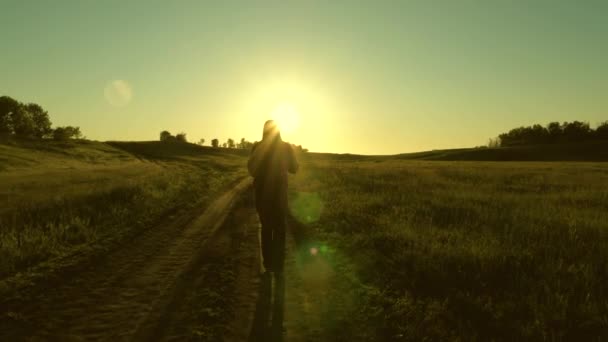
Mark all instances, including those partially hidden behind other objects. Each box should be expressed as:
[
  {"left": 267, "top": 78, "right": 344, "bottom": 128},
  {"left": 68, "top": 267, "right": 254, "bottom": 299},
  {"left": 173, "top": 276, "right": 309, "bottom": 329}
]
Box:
[{"left": 104, "top": 80, "right": 133, "bottom": 107}]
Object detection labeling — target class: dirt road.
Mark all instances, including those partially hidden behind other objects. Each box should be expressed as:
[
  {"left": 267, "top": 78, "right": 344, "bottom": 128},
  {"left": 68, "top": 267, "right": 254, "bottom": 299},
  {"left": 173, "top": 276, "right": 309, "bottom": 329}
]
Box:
[{"left": 1, "top": 177, "right": 343, "bottom": 341}]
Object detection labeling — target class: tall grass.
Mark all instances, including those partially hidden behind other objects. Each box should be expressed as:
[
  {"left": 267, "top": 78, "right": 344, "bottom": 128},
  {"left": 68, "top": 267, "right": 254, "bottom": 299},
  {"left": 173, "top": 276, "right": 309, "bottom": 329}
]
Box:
[
  {"left": 290, "top": 160, "right": 608, "bottom": 341},
  {"left": 0, "top": 159, "right": 244, "bottom": 280}
]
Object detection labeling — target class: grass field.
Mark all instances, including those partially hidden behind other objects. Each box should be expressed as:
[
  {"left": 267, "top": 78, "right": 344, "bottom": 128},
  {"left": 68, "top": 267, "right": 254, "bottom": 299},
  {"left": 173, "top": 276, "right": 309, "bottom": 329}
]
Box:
[
  {"left": 2, "top": 138, "right": 608, "bottom": 340},
  {"left": 289, "top": 155, "right": 608, "bottom": 341},
  {"left": 0, "top": 139, "right": 247, "bottom": 281}
]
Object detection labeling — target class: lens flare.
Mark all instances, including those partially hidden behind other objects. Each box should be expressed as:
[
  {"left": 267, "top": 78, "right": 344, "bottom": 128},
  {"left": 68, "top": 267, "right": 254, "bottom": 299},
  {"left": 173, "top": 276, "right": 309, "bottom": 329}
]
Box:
[
  {"left": 104, "top": 80, "right": 133, "bottom": 107},
  {"left": 290, "top": 192, "right": 323, "bottom": 224}
]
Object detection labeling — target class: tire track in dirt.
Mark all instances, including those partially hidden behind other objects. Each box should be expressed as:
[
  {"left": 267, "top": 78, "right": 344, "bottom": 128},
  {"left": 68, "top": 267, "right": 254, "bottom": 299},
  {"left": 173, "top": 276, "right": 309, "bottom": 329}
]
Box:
[
  {"left": 143, "top": 190, "right": 261, "bottom": 342},
  {"left": 0, "top": 177, "right": 251, "bottom": 341}
]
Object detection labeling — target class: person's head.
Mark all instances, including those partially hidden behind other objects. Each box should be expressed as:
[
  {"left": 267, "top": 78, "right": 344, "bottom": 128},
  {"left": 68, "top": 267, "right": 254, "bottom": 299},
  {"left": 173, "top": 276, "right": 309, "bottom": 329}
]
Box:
[{"left": 262, "top": 120, "right": 282, "bottom": 141}]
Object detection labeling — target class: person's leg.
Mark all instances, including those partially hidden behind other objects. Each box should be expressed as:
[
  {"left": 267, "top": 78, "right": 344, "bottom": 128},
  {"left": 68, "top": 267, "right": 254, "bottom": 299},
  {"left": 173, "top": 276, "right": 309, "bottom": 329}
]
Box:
[
  {"left": 258, "top": 209, "right": 273, "bottom": 271},
  {"left": 273, "top": 213, "right": 286, "bottom": 273}
]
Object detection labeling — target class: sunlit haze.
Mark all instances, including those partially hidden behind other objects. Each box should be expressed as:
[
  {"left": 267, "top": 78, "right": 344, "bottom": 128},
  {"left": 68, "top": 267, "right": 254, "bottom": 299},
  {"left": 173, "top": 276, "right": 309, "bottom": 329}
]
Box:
[{"left": 1, "top": 1, "right": 607, "bottom": 154}]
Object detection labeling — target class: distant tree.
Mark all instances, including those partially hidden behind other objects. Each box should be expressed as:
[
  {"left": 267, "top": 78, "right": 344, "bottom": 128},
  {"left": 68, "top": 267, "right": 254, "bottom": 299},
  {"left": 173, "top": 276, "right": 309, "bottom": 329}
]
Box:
[
  {"left": 596, "top": 121, "right": 608, "bottom": 140},
  {"left": 0, "top": 100, "right": 54, "bottom": 138},
  {"left": 11, "top": 106, "right": 36, "bottom": 137},
  {"left": 211, "top": 138, "right": 219, "bottom": 148},
  {"left": 53, "top": 126, "right": 81, "bottom": 140},
  {"left": 529, "top": 124, "right": 549, "bottom": 144},
  {"left": 487, "top": 137, "right": 501, "bottom": 148},
  {"left": 160, "top": 130, "right": 172, "bottom": 141},
  {"left": 69, "top": 126, "right": 82, "bottom": 139},
  {"left": 0, "top": 96, "right": 19, "bottom": 134},
  {"left": 222, "top": 142, "right": 227, "bottom": 148},
  {"left": 25, "top": 103, "right": 52, "bottom": 138},
  {"left": 197, "top": 138, "right": 205, "bottom": 146},
  {"left": 176, "top": 132, "right": 187, "bottom": 143},
  {"left": 1, "top": 96, "right": 85, "bottom": 140},
  {"left": 237, "top": 137, "right": 254, "bottom": 149},
  {"left": 547, "top": 122, "right": 562, "bottom": 142},
  {"left": 498, "top": 121, "right": 602, "bottom": 147},
  {"left": 227, "top": 138, "right": 235, "bottom": 148},
  {"left": 562, "top": 121, "right": 591, "bottom": 142}
]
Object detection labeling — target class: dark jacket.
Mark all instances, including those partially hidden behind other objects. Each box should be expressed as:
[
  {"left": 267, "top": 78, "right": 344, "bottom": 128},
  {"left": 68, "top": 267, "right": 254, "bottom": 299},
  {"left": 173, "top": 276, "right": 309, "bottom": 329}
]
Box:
[{"left": 248, "top": 139, "right": 298, "bottom": 212}]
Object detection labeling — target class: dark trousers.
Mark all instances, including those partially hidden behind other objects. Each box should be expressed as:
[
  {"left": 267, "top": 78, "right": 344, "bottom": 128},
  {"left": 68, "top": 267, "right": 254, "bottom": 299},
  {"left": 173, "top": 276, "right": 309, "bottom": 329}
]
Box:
[{"left": 257, "top": 203, "right": 286, "bottom": 272}]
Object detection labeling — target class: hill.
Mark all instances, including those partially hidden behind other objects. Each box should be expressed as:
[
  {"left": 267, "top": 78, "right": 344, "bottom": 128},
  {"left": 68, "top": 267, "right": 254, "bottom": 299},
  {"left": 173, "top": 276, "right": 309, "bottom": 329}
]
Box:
[
  {"left": 2, "top": 137, "right": 606, "bottom": 282},
  {"left": 394, "top": 141, "right": 608, "bottom": 161},
  {"left": 0, "top": 138, "right": 247, "bottom": 282},
  {"left": 305, "top": 140, "right": 608, "bottom": 162}
]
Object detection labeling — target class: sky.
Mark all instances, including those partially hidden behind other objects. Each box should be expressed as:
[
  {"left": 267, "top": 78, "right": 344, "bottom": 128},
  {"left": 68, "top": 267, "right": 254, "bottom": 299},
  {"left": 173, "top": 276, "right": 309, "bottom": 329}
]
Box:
[{"left": 1, "top": 0, "right": 607, "bottom": 154}]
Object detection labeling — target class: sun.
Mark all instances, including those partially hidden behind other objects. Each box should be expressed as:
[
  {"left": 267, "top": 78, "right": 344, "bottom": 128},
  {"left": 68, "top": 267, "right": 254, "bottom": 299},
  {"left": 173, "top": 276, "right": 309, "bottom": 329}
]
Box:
[{"left": 271, "top": 102, "right": 300, "bottom": 133}]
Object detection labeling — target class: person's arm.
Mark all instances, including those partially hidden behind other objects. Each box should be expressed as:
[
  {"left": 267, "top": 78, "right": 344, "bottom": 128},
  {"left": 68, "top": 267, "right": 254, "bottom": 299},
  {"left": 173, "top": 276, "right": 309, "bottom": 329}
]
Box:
[{"left": 286, "top": 143, "right": 299, "bottom": 174}]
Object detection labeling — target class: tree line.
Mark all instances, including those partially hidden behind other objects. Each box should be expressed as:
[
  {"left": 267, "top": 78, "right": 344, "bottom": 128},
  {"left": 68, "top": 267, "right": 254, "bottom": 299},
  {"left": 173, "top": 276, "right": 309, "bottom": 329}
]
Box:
[
  {"left": 491, "top": 121, "right": 608, "bottom": 147},
  {"left": 0, "top": 96, "right": 82, "bottom": 140},
  {"left": 159, "top": 130, "right": 308, "bottom": 152}
]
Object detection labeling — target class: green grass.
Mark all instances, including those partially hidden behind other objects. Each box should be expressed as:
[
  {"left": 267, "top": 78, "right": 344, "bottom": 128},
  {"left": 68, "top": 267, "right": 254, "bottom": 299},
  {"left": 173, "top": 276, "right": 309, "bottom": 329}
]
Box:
[
  {"left": 4, "top": 136, "right": 608, "bottom": 340},
  {"left": 0, "top": 139, "right": 247, "bottom": 281},
  {"left": 289, "top": 157, "right": 608, "bottom": 341}
]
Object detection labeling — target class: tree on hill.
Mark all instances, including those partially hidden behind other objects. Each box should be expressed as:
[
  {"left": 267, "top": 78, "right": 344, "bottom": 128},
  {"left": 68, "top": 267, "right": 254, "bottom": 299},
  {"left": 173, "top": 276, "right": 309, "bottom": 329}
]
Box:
[
  {"left": 53, "top": 126, "right": 81, "bottom": 140},
  {"left": 197, "top": 138, "right": 205, "bottom": 146},
  {"left": 562, "top": 121, "right": 591, "bottom": 142},
  {"left": 160, "top": 130, "right": 172, "bottom": 141},
  {"left": 238, "top": 137, "right": 254, "bottom": 149},
  {"left": 25, "top": 103, "right": 52, "bottom": 138},
  {"left": 0, "top": 96, "right": 20, "bottom": 134},
  {"left": 487, "top": 137, "right": 501, "bottom": 148},
  {"left": 497, "top": 121, "right": 608, "bottom": 147},
  {"left": 1, "top": 95, "right": 77, "bottom": 139},
  {"left": 211, "top": 138, "right": 219, "bottom": 148},
  {"left": 11, "top": 106, "right": 36, "bottom": 137},
  {"left": 547, "top": 121, "right": 562, "bottom": 143},
  {"left": 596, "top": 121, "right": 608, "bottom": 139},
  {"left": 227, "top": 138, "right": 235, "bottom": 148},
  {"left": 176, "top": 132, "right": 187, "bottom": 143}
]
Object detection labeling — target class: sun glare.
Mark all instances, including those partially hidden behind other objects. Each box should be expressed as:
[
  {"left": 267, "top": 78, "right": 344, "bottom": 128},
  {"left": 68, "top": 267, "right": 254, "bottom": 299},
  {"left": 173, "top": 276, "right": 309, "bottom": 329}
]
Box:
[{"left": 271, "top": 102, "right": 300, "bottom": 133}]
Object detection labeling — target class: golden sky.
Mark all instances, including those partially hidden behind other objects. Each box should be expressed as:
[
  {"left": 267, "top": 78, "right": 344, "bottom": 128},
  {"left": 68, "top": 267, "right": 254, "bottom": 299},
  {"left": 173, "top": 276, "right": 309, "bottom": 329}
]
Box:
[{"left": 2, "top": 1, "right": 607, "bottom": 154}]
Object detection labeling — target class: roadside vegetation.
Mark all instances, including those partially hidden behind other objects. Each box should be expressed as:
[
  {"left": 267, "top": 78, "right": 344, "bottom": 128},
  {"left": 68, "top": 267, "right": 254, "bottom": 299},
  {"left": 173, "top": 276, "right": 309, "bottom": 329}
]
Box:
[
  {"left": 0, "top": 139, "right": 247, "bottom": 282},
  {"left": 289, "top": 156, "right": 608, "bottom": 341}
]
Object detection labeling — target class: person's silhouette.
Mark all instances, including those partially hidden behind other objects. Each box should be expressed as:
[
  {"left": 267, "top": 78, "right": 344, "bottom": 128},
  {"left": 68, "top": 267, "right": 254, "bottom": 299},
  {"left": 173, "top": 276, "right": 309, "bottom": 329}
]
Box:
[{"left": 248, "top": 120, "right": 298, "bottom": 273}]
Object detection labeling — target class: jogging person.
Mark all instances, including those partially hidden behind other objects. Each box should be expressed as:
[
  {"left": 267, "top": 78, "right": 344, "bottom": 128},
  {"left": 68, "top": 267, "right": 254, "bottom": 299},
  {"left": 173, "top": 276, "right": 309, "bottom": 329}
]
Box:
[{"left": 248, "top": 120, "right": 298, "bottom": 273}]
